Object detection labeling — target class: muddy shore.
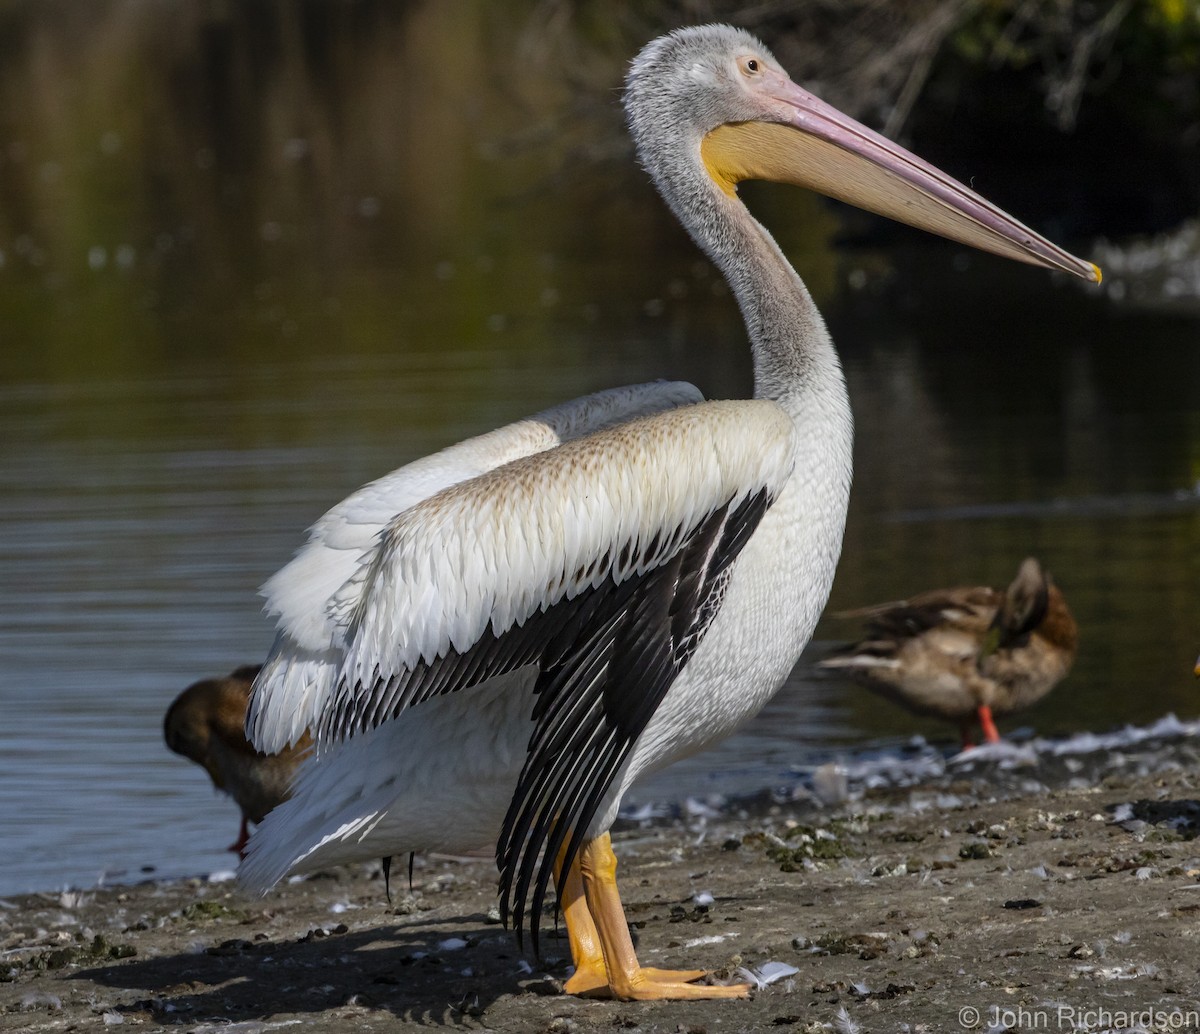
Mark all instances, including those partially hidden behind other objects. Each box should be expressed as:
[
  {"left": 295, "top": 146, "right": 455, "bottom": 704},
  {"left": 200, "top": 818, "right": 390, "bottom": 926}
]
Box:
[{"left": 5, "top": 733, "right": 1200, "bottom": 1033}]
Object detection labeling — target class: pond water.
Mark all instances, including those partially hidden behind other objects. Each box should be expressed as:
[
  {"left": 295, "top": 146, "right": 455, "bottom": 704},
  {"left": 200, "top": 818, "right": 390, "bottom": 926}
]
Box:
[{"left": 1, "top": 4, "right": 1198, "bottom": 897}]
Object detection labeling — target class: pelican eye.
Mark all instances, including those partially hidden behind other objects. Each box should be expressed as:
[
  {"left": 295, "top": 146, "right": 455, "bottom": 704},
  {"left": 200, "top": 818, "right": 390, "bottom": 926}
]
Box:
[{"left": 740, "top": 56, "right": 761, "bottom": 76}]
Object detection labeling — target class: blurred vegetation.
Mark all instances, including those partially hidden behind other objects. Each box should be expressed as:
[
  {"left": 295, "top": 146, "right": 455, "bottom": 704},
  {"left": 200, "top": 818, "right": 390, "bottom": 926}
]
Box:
[{"left": 918, "top": 0, "right": 1200, "bottom": 233}]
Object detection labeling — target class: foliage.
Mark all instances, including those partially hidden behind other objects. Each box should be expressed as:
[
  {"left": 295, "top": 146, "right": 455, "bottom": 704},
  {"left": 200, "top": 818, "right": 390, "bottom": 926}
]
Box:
[{"left": 951, "top": 0, "right": 1200, "bottom": 132}]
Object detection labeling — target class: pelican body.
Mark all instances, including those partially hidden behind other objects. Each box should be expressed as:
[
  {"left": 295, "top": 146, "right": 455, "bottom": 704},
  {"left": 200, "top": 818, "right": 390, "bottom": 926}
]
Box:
[
  {"left": 821, "top": 558, "right": 1078, "bottom": 746},
  {"left": 241, "top": 25, "right": 1098, "bottom": 1000},
  {"left": 164, "top": 665, "right": 309, "bottom": 855}
]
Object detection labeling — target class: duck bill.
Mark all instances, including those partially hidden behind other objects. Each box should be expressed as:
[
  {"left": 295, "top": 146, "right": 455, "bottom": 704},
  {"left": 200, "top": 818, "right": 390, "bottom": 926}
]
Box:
[{"left": 700, "top": 77, "right": 1100, "bottom": 282}]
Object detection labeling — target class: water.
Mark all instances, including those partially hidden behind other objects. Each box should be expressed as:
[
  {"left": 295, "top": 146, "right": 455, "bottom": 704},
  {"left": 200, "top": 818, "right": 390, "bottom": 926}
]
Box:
[{"left": 1, "top": 4, "right": 1199, "bottom": 897}]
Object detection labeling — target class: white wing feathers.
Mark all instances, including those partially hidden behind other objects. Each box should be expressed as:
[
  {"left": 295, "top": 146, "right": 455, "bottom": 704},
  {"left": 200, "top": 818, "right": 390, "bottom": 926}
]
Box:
[
  {"left": 262, "top": 381, "right": 705, "bottom": 651},
  {"left": 250, "top": 393, "right": 795, "bottom": 755},
  {"left": 330, "top": 398, "right": 794, "bottom": 740},
  {"left": 247, "top": 381, "right": 701, "bottom": 753}
]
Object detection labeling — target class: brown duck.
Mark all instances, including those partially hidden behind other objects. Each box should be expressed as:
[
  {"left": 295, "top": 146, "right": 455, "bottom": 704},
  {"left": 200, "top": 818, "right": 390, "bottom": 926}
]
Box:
[
  {"left": 821, "top": 558, "right": 1078, "bottom": 748},
  {"left": 164, "top": 665, "right": 309, "bottom": 855}
]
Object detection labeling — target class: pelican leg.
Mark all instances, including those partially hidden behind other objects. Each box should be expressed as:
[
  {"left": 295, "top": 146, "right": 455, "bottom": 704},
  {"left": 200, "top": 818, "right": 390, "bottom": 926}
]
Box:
[
  {"left": 977, "top": 704, "right": 1001, "bottom": 744},
  {"left": 556, "top": 839, "right": 707, "bottom": 997},
  {"left": 555, "top": 842, "right": 609, "bottom": 995},
  {"left": 576, "top": 833, "right": 750, "bottom": 1000}
]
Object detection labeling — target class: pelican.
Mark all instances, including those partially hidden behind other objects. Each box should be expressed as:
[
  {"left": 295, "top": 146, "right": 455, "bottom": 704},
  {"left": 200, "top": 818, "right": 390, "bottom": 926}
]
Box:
[
  {"left": 820, "top": 557, "right": 1078, "bottom": 747},
  {"left": 240, "top": 24, "right": 1098, "bottom": 1000},
  {"left": 164, "top": 665, "right": 309, "bottom": 855}
]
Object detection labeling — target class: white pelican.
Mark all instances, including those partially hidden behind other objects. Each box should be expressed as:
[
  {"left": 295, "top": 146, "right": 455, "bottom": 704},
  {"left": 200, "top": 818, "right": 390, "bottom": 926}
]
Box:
[
  {"left": 821, "top": 557, "right": 1078, "bottom": 748},
  {"left": 241, "top": 24, "right": 1099, "bottom": 1000},
  {"left": 164, "top": 665, "right": 309, "bottom": 856}
]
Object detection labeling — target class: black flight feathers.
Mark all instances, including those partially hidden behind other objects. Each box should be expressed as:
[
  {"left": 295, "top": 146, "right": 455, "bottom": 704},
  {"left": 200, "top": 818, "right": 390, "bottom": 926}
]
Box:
[
  {"left": 498, "top": 486, "right": 770, "bottom": 953},
  {"left": 325, "top": 487, "right": 773, "bottom": 953}
]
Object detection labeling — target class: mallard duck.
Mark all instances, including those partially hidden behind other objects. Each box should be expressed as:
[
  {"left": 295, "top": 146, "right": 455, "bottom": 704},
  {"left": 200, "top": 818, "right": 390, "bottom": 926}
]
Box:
[
  {"left": 238, "top": 26, "right": 1097, "bottom": 1000},
  {"left": 821, "top": 558, "right": 1078, "bottom": 747},
  {"left": 164, "top": 665, "right": 309, "bottom": 855}
]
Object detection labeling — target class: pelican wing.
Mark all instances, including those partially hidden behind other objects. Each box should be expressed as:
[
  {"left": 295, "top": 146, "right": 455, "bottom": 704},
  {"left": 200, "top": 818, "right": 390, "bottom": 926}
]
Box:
[
  {"left": 318, "top": 398, "right": 793, "bottom": 945},
  {"left": 248, "top": 381, "right": 703, "bottom": 753},
  {"left": 321, "top": 399, "right": 794, "bottom": 742}
]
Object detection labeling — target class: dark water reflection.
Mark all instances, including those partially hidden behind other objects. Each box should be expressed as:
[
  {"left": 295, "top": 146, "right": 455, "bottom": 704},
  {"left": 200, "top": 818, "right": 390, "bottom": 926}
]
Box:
[{"left": 1, "top": 2, "right": 1197, "bottom": 896}]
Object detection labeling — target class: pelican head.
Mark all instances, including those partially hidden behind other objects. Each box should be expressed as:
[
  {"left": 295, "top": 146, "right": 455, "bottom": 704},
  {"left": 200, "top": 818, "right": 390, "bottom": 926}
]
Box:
[{"left": 626, "top": 25, "right": 1100, "bottom": 283}]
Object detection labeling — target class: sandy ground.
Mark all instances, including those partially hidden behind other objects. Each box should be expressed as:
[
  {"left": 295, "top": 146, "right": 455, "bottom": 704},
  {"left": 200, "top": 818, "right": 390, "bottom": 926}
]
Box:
[{"left": 5, "top": 736, "right": 1200, "bottom": 1033}]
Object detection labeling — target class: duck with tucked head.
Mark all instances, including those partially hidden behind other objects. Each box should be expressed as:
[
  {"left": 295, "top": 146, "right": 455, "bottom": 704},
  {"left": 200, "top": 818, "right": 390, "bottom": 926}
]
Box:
[
  {"left": 164, "top": 665, "right": 309, "bottom": 856},
  {"left": 240, "top": 25, "right": 1098, "bottom": 1000},
  {"left": 821, "top": 558, "right": 1078, "bottom": 748}
]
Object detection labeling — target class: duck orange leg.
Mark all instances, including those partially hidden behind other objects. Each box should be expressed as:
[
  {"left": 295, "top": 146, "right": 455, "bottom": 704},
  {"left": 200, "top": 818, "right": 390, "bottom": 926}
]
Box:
[
  {"left": 228, "top": 815, "right": 251, "bottom": 857},
  {"left": 977, "top": 704, "right": 1001, "bottom": 744},
  {"left": 569, "top": 832, "right": 750, "bottom": 1000}
]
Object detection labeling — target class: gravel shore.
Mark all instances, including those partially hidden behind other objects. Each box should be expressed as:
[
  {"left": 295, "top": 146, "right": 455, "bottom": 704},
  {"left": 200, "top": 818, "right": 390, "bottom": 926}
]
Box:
[{"left": 5, "top": 732, "right": 1200, "bottom": 1033}]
